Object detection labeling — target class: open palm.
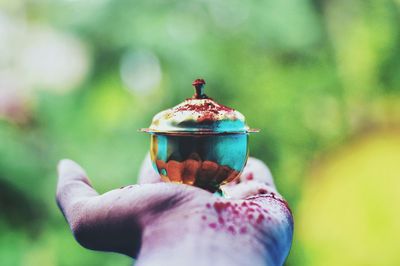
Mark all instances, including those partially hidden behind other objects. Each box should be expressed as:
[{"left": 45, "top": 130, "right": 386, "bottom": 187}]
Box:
[{"left": 56, "top": 155, "right": 293, "bottom": 266}]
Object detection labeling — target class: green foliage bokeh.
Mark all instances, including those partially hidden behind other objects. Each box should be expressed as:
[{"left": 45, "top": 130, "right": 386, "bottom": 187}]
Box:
[{"left": 0, "top": 0, "right": 399, "bottom": 265}]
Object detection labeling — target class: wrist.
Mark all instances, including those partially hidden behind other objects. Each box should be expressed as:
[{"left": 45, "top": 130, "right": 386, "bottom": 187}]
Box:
[
  {"left": 137, "top": 234, "right": 267, "bottom": 266},
  {"left": 137, "top": 216, "right": 269, "bottom": 266}
]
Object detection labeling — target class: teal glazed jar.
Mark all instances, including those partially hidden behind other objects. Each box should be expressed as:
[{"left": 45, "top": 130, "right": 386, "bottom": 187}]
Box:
[{"left": 141, "top": 79, "right": 258, "bottom": 192}]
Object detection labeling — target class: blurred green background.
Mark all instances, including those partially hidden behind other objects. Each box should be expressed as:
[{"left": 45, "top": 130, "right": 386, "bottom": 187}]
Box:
[{"left": 0, "top": 0, "right": 399, "bottom": 265}]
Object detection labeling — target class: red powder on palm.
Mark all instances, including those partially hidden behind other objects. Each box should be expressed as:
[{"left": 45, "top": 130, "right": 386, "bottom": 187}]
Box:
[
  {"left": 258, "top": 188, "right": 268, "bottom": 194},
  {"left": 227, "top": 225, "right": 236, "bottom": 235},
  {"left": 209, "top": 223, "right": 217, "bottom": 229},
  {"left": 213, "top": 201, "right": 230, "bottom": 213},
  {"left": 246, "top": 173, "right": 254, "bottom": 180},
  {"left": 249, "top": 202, "right": 261, "bottom": 208},
  {"left": 256, "top": 214, "right": 265, "bottom": 224},
  {"left": 240, "top": 227, "right": 248, "bottom": 234}
]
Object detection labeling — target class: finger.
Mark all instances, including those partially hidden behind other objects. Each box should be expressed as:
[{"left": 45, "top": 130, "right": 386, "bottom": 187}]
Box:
[
  {"left": 57, "top": 158, "right": 137, "bottom": 256},
  {"left": 239, "top": 157, "right": 275, "bottom": 187},
  {"left": 246, "top": 194, "right": 294, "bottom": 266},
  {"left": 56, "top": 158, "right": 199, "bottom": 258},
  {"left": 65, "top": 182, "right": 197, "bottom": 258},
  {"left": 221, "top": 157, "right": 279, "bottom": 200},
  {"left": 221, "top": 158, "right": 293, "bottom": 265},
  {"left": 138, "top": 152, "right": 162, "bottom": 184},
  {"left": 222, "top": 181, "right": 280, "bottom": 200},
  {"left": 56, "top": 159, "right": 98, "bottom": 215}
]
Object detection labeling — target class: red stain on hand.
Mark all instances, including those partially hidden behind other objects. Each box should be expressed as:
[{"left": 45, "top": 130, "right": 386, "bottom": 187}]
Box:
[
  {"left": 227, "top": 225, "right": 236, "bottom": 235},
  {"left": 256, "top": 214, "right": 265, "bottom": 224},
  {"left": 202, "top": 195, "right": 285, "bottom": 236},
  {"left": 246, "top": 208, "right": 255, "bottom": 213},
  {"left": 258, "top": 188, "right": 268, "bottom": 194},
  {"left": 246, "top": 173, "right": 254, "bottom": 180},
  {"left": 249, "top": 202, "right": 261, "bottom": 208},
  {"left": 213, "top": 201, "right": 229, "bottom": 214},
  {"left": 209, "top": 223, "right": 217, "bottom": 229},
  {"left": 240, "top": 227, "right": 248, "bottom": 234},
  {"left": 204, "top": 202, "right": 262, "bottom": 235}
]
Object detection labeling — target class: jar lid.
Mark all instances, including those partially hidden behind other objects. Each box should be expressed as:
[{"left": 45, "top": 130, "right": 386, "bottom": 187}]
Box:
[{"left": 141, "top": 79, "right": 259, "bottom": 135}]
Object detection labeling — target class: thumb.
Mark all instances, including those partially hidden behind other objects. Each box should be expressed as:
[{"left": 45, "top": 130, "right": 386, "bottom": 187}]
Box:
[
  {"left": 138, "top": 153, "right": 162, "bottom": 184},
  {"left": 221, "top": 157, "right": 281, "bottom": 200}
]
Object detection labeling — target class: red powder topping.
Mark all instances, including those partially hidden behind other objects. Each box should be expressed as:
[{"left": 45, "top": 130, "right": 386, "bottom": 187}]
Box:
[
  {"left": 176, "top": 100, "right": 234, "bottom": 113},
  {"left": 218, "top": 217, "right": 225, "bottom": 225},
  {"left": 202, "top": 215, "right": 207, "bottom": 220},
  {"left": 175, "top": 80, "right": 236, "bottom": 122},
  {"left": 197, "top": 112, "right": 217, "bottom": 123},
  {"left": 206, "top": 203, "right": 211, "bottom": 208}
]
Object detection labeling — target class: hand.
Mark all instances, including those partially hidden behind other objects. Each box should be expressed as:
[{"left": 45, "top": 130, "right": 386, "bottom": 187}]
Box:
[{"left": 56, "top": 155, "right": 293, "bottom": 266}]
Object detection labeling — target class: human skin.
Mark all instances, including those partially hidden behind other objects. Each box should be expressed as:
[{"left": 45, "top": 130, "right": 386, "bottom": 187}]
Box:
[{"left": 56, "top": 155, "right": 293, "bottom": 266}]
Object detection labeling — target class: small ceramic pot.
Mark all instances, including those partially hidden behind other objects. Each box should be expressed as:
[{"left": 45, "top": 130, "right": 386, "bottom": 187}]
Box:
[{"left": 141, "top": 79, "right": 258, "bottom": 192}]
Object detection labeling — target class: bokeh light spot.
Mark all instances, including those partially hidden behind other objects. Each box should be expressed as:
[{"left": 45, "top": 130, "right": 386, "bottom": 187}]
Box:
[{"left": 120, "top": 50, "right": 162, "bottom": 95}]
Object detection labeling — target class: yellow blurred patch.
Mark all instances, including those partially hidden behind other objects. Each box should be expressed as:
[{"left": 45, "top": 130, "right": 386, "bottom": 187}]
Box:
[{"left": 297, "top": 130, "right": 400, "bottom": 266}]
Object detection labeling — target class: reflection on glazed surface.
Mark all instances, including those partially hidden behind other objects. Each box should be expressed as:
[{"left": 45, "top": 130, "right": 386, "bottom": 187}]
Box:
[{"left": 150, "top": 134, "right": 249, "bottom": 192}]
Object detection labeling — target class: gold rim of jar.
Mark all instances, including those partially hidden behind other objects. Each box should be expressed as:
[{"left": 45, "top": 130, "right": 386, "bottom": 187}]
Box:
[{"left": 139, "top": 128, "right": 259, "bottom": 136}]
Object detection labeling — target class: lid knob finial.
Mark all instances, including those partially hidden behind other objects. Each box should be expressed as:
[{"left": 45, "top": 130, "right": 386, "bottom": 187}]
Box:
[{"left": 192, "top": 78, "right": 206, "bottom": 99}]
